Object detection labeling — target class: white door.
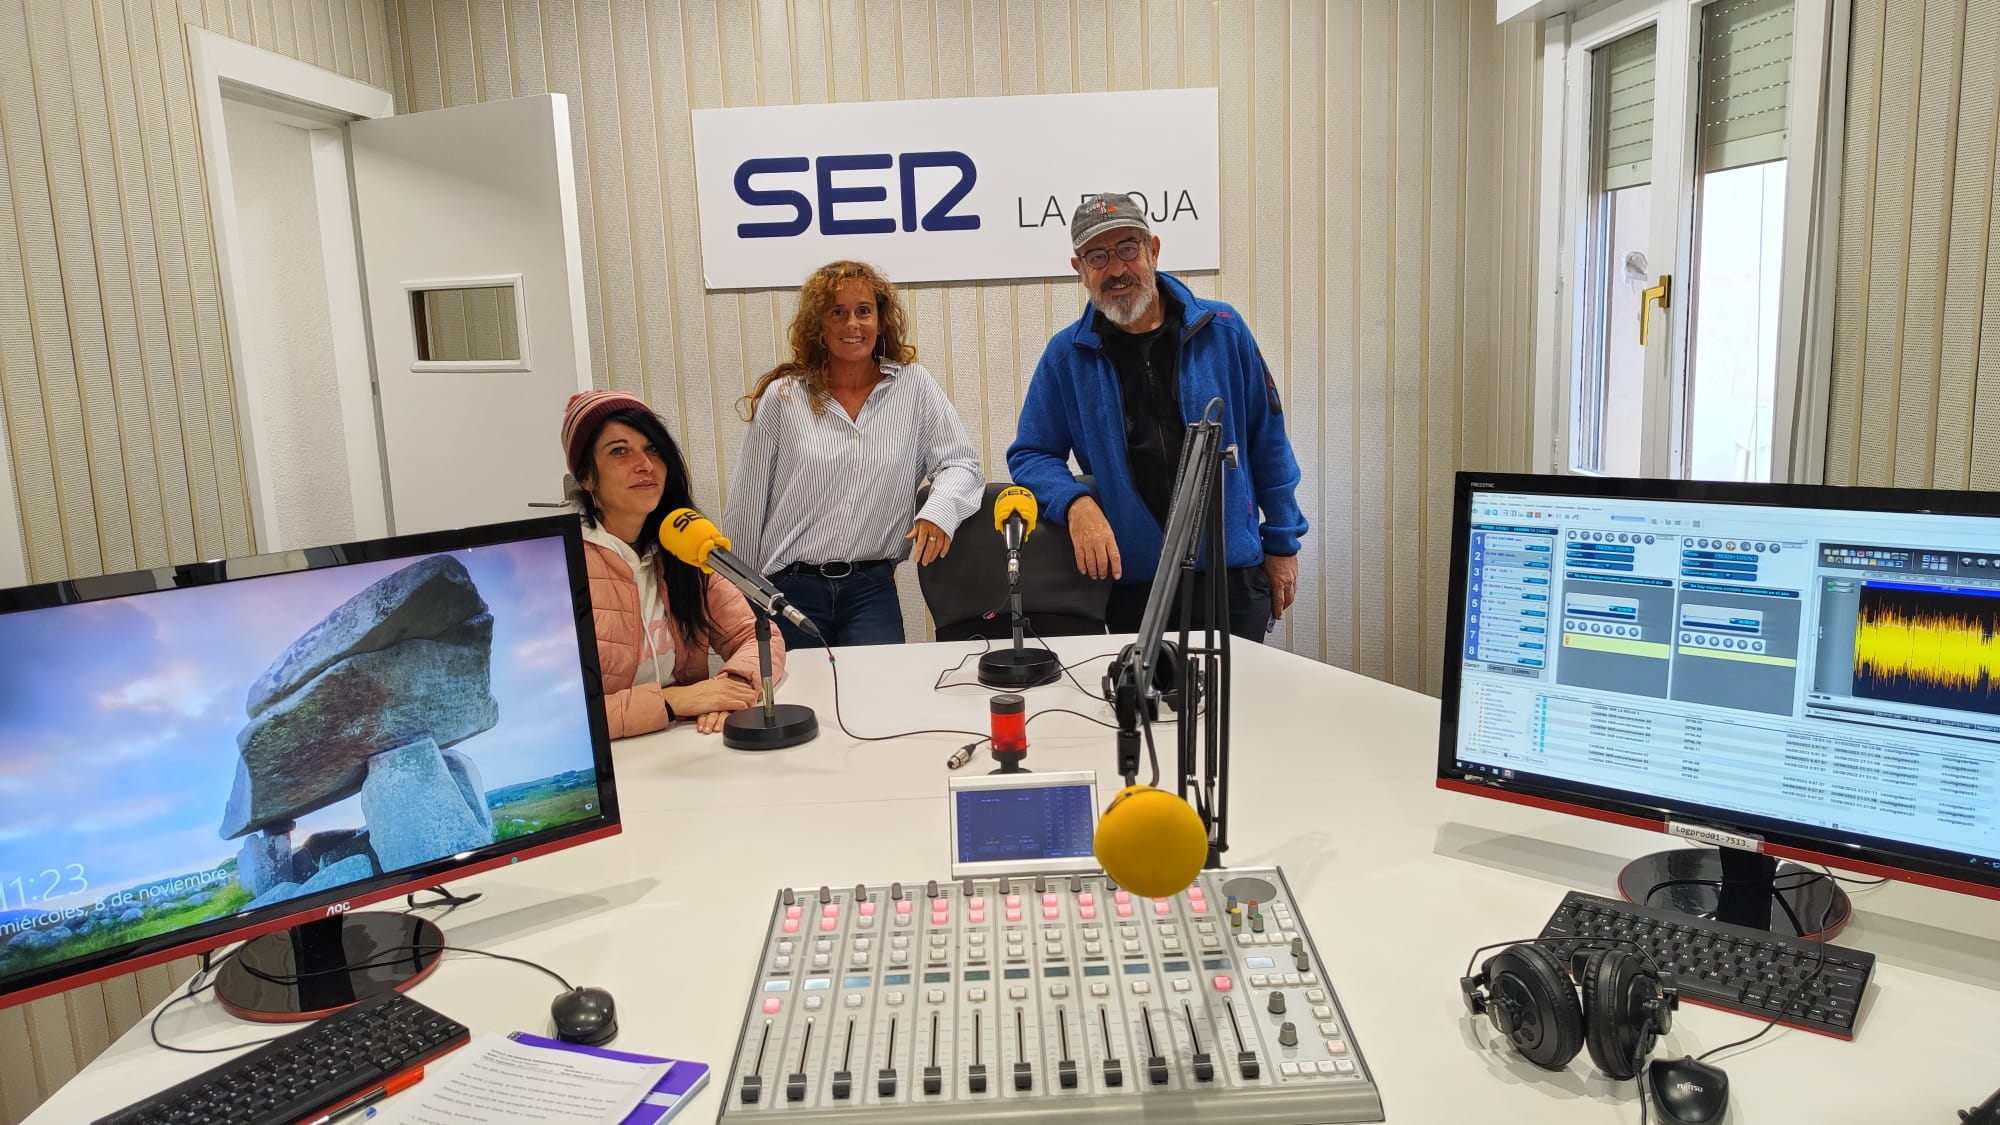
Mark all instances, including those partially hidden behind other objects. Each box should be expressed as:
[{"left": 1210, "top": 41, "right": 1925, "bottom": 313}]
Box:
[{"left": 348, "top": 93, "right": 593, "bottom": 536}]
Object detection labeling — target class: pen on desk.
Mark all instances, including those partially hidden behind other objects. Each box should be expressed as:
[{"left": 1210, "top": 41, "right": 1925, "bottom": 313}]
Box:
[{"left": 310, "top": 1066, "right": 425, "bottom": 1125}]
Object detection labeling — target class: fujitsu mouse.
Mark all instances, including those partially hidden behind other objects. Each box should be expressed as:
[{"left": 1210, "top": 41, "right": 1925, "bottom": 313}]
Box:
[{"left": 1648, "top": 1055, "right": 1729, "bottom": 1125}]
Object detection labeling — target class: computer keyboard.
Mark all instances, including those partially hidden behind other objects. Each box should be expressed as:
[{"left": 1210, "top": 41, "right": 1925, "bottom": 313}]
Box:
[
  {"left": 93, "top": 991, "right": 468, "bottom": 1125},
  {"left": 1536, "top": 890, "right": 1874, "bottom": 1039}
]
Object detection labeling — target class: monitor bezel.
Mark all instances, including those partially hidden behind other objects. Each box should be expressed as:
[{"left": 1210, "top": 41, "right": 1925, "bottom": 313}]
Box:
[
  {"left": 0, "top": 514, "right": 621, "bottom": 1010},
  {"left": 1436, "top": 471, "right": 2000, "bottom": 903},
  {"left": 948, "top": 768, "right": 1102, "bottom": 879}
]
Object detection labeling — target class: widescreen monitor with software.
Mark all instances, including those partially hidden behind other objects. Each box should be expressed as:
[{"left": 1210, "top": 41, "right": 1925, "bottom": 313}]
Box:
[
  {"left": 0, "top": 515, "right": 618, "bottom": 1017},
  {"left": 1438, "top": 473, "right": 2000, "bottom": 935}
]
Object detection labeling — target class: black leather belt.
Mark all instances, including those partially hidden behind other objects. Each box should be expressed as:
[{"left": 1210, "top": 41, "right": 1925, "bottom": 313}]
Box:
[{"left": 775, "top": 559, "right": 894, "bottom": 579}]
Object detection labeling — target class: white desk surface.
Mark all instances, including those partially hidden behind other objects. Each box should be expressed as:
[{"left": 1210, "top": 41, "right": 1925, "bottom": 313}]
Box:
[{"left": 26, "top": 636, "right": 2000, "bottom": 1123}]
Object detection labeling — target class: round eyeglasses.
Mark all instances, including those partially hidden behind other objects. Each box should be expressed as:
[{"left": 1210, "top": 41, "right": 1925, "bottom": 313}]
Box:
[{"left": 1080, "top": 239, "right": 1145, "bottom": 270}]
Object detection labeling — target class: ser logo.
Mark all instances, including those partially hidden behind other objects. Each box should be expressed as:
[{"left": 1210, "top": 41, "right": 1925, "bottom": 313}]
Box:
[
  {"left": 734, "top": 151, "right": 979, "bottom": 238},
  {"left": 671, "top": 509, "right": 700, "bottom": 532}
]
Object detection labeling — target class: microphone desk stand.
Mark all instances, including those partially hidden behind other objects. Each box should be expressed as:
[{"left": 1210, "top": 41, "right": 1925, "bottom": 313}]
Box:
[
  {"left": 723, "top": 607, "right": 819, "bottom": 751},
  {"left": 977, "top": 537, "right": 1061, "bottom": 690}
]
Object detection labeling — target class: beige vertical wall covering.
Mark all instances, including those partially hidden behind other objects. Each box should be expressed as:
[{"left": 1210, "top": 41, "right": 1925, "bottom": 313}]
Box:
[
  {"left": 0, "top": 0, "right": 1542, "bottom": 1117},
  {"left": 0, "top": 4, "right": 387, "bottom": 1119},
  {"left": 386, "top": 0, "right": 1541, "bottom": 696},
  {"left": 1827, "top": 0, "right": 2000, "bottom": 488}
]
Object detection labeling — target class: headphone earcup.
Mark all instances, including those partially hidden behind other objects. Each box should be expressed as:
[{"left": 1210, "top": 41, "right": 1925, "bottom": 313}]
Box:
[
  {"left": 1581, "top": 949, "right": 1660, "bottom": 1081},
  {"left": 1483, "top": 945, "right": 1584, "bottom": 1071}
]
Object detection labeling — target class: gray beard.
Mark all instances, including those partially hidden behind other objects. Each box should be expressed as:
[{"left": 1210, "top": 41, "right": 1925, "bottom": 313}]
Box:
[{"left": 1094, "top": 281, "right": 1157, "bottom": 329}]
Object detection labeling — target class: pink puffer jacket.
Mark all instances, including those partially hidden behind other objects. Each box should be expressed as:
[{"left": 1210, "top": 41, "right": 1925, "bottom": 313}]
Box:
[{"left": 583, "top": 540, "right": 786, "bottom": 738}]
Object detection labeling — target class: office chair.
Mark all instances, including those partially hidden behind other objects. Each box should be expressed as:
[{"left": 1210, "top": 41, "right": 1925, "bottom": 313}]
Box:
[{"left": 917, "top": 479, "right": 1112, "bottom": 642}]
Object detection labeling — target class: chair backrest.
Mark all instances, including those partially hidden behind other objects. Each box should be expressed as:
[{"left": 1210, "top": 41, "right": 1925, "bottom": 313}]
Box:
[{"left": 917, "top": 479, "right": 1112, "bottom": 641}]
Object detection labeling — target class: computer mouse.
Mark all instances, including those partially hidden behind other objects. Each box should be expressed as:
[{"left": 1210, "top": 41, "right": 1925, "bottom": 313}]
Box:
[
  {"left": 1648, "top": 1055, "right": 1729, "bottom": 1125},
  {"left": 551, "top": 986, "right": 619, "bottom": 1045}
]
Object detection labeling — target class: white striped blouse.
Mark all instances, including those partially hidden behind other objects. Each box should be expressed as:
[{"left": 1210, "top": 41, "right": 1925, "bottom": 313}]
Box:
[{"left": 723, "top": 362, "right": 985, "bottom": 574}]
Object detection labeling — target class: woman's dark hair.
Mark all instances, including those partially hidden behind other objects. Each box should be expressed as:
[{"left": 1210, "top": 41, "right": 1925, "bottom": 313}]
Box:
[{"left": 572, "top": 406, "right": 710, "bottom": 643}]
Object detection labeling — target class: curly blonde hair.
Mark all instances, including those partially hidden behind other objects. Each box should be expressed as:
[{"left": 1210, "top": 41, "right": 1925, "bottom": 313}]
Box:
[{"left": 738, "top": 260, "right": 917, "bottom": 421}]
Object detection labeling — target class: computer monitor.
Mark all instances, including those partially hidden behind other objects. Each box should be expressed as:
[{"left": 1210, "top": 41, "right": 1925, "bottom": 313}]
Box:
[
  {"left": 1438, "top": 473, "right": 2000, "bottom": 939},
  {"left": 0, "top": 516, "right": 617, "bottom": 1019}
]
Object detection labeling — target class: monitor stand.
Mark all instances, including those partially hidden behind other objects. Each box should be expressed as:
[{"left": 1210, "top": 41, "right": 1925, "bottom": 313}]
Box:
[
  {"left": 214, "top": 912, "right": 445, "bottom": 1022},
  {"left": 1617, "top": 846, "right": 1851, "bottom": 940}
]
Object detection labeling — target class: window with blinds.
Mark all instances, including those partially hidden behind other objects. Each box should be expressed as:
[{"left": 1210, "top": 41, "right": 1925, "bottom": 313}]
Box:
[
  {"left": 1597, "top": 26, "right": 1658, "bottom": 191},
  {"left": 1698, "top": 0, "right": 1795, "bottom": 172}
]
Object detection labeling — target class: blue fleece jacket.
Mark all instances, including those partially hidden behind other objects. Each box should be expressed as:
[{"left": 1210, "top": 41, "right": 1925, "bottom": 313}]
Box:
[{"left": 1006, "top": 272, "right": 1307, "bottom": 584}]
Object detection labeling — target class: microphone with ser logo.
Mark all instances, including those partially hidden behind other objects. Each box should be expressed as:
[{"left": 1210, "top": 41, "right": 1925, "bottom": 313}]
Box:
[
  {"left": 978, "top": 487, "right": 1061, "bottom": 690},
  {"left": 659, "top": 509, "right": 821, "bottom": 640}
]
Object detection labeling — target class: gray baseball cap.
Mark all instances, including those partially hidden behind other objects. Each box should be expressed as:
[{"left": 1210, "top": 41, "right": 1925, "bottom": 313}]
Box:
[{"left": 1070, "top": 192, "right": 1151, "bottom": 252}]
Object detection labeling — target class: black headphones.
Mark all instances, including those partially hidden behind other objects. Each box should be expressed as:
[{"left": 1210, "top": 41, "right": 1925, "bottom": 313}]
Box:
[
  {"left": 1100, "top": 640, "right": 1201, "bottom": 716},
  {"left": 1460, "top": 941, "right": 1678, "bottom": 1081}
]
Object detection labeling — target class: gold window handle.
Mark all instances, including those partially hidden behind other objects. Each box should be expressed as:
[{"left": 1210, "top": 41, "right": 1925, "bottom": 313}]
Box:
[{"left": 1639, "top": 274, "right": 1672, "bottom": 347}]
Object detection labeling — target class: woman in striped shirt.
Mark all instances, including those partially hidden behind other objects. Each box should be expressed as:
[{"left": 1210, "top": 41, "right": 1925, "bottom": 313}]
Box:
[{"left": 725, "top": 261, "right": 984, "bottom": 648}]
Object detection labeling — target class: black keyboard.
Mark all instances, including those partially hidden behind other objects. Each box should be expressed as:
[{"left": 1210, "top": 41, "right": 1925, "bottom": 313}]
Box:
[
  {"left": 1536, "top": 890, "right": 1874, "bottom": 1039},
  {"left": 94, "top": 991, "right": 468, "bottom": 1125}
]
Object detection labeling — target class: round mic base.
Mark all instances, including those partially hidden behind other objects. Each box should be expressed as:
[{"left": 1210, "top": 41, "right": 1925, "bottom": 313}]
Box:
[
  {"left": 978, "top": 647, "right": 1061, "bottom": 690},
  {"left": 723, "top": 703, "right": 820, "bottom": 751}
]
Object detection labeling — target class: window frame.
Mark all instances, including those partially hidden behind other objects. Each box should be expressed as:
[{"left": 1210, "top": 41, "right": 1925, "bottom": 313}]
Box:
[{"left": 1529, "top": 0, "right": 1849, "bottom": 484}]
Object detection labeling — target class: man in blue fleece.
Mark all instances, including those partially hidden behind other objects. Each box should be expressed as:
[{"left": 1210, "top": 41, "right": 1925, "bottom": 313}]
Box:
[{"left": 1007, "top": 192, "right": 1307, "bottom": 642}]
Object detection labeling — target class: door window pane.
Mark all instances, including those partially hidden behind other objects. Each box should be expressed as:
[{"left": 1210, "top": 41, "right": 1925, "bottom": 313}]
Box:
[
  {"left": 412, "top": 284, "right": 521, "bottom": 363},
  {"left": 1575, "top": 26, "right": 1657, "bottom": 475},
  {"left": 1686, "top": 162, "right": 1786, "bottom": 481},
  {"left": 1683, "top": 0, "right": 1794, "bottom": 481}
]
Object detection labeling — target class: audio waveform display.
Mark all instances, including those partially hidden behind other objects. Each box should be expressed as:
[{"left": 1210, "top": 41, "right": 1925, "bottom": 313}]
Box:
[{"left": 1852, "top": 584, "right": 2000, "bottom": 716}]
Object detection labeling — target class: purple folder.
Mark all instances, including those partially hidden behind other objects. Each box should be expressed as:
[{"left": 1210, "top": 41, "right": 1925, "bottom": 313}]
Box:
[{"left": 506, "top": 1032, "right": 711, "bottom": 1124}]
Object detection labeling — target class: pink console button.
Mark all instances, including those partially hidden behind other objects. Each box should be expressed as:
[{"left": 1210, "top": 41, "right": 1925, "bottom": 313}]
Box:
[
  {"left": 1043, "top": 907, "right": 1059, "bottom": 920},
  {"left": 1006, "top": 908, "right": 1023, "bottom": 922},
  {"left": 1213, "top": 976, "right": 1233, "bottom": 992},
  {"left": 783, "top": 919, "right": 800, "bottom": 933},
  {"left": 764, "top": 998, "right": 783, "bottom": 1014},
  {"left": 859, "top": 902, "right": 877, "bottom": 916},
  {"left": 1078, "top": 893, "right": 1095, "bottom": 907},
  {"left": 1192, "top": 901, "right": 1209, "bottom": 914},
  {"left": 1006, "top": 895, "right": 1022, "bottom": 908},
  {"left": 1080, "top": 905, "right": 1097, "bottom": 920},
  {"left": 820, "top": 918, "right": 837, "bottom": 932},
  {"left": 1154, "top": 900, "right": 1171, "bottom": 915},
  {"left": 1042, "top": 893, "right": 1058, "bottom": 908},
  {"left": 896, "top": 901, "right": 912, "bottom": 914},
  {"left": 1115, "top": 891, "right": 1132, "bottom": 905},
  {"left": 1188, "top": 887, "right": 1205, "bottom": 901},
  {"left": 823, "top": 903, "right": 840, "bottom": 916},
  {"left": 786, "top": 905, "right": 802, "bottom": 919},
  {"left": 969, "top": 910, "right": 985, "bottom": 924},
  {"left": 969, "top": 896, "right": 985, "bottom": 909},
  {"left": 1116, "top": 904, "right": 1134, "bottom": 918}
]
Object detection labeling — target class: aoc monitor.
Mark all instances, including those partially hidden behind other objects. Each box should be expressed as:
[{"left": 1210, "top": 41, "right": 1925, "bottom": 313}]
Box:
[
  {"left": 1438, "top": 473, "right": 2000, "bottom": 938},
  {"left": 0, "top": 515, "right": 618, "bottom": 1019}
]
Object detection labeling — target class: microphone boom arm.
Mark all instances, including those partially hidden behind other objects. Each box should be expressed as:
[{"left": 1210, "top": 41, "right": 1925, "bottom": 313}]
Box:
[{"left": 1106, "top": 398, "right": 1235, "bottom": 872}]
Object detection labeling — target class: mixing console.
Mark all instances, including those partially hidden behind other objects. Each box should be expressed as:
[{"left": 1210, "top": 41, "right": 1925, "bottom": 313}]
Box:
[{"left": 720, "top": 866, "right": 1383, "bottom": 1123}]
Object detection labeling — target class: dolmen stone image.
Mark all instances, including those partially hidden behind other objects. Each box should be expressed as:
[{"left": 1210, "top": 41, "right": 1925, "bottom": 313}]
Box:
[{"left": 220, "top": 555, "right": 500, "bottom": 908}]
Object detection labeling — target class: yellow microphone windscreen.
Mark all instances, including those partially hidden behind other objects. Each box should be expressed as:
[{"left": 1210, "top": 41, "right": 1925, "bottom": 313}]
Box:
[
  {"left": 993, "top": 486, "right": 1039, "bottom": 534},
  {"left": 1094, "top": 785, "right": 1208, "bottom": 899},
  {"left": 659, "top": 508, "right": 729, "bottom": 572}
]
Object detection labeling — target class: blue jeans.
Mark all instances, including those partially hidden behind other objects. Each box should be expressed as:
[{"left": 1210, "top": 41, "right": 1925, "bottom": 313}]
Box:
[{"left": 769, "top": 563, "right": 906, "bottom": 649}]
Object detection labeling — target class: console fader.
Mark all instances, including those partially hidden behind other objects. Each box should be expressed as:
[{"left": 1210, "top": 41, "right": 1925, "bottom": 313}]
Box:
[{"left": 720, "top": 866, "right": 1384, "bottom": 1123}]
